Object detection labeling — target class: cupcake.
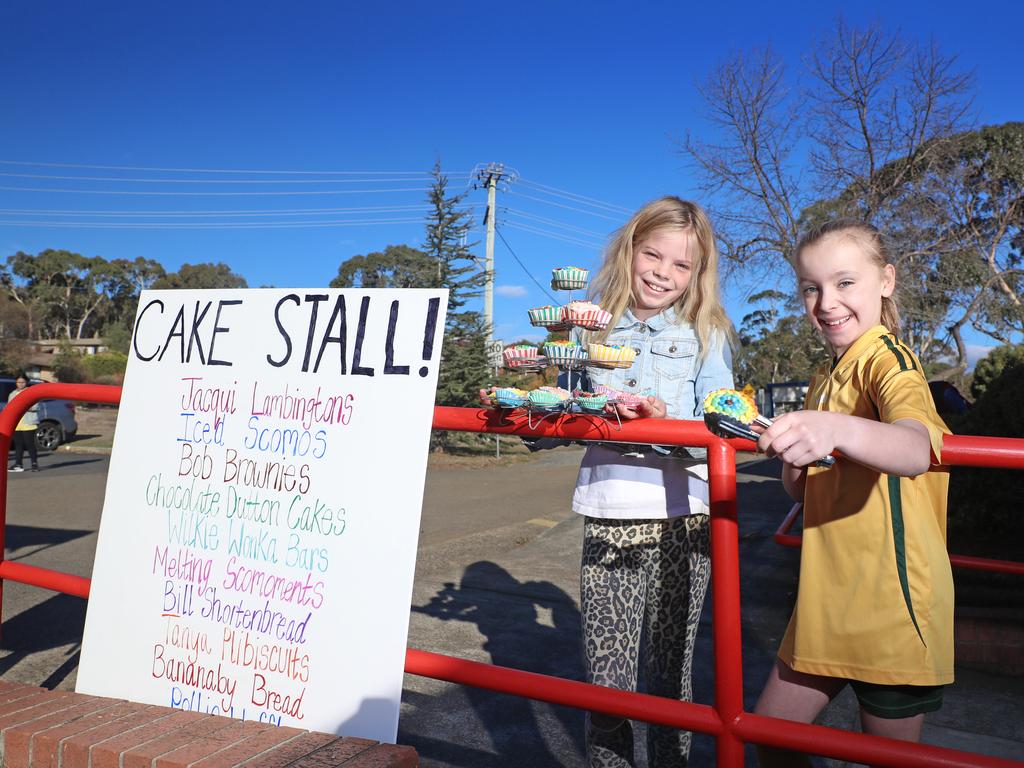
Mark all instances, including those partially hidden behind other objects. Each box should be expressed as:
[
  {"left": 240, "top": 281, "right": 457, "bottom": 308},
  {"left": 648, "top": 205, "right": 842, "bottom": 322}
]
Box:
[
  {"left": 614, "top": 391, "right": 649, "bottom": 409},
  {"left": 528, "top": 386, "right": 571, "bottom": 409},
  {"left": 703, "top": 388, "right": 757, "bottom": 424},
  {"left": 575, "top": 391, "right": 608, "bottom": 413},
  {"left": 562, "top": 300, "right": 612, "bottom": 331},
  {"left": 587, "top": 343, "right": 637, "bottom": 367},
  {"left": 591, "top": 385, "right": 653, "bottom": 409},
  {"left": 551, "top": 266, "right": 589, "bottom": 291},
  {"left": 528, "top": 305, "right": 565, "bottom": 328},
  {"left": 502, "top": 344, "right": 540, "bottom": 368},
  {"left": 493, "top": 387, "right": 529, "bottom": 408},
  {"left": 542, "top": 340, "right": 587, "bottom": 366}
]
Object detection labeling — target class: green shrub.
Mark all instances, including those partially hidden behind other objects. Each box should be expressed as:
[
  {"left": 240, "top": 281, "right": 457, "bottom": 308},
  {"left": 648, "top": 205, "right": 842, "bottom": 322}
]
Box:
[
  {"left": 947, "top": 360, "right": 1024, "bottom": 559},
  {"left": 82, "top": 352, "right": 128, "bottom": 381},
  {"left": 969, "top": 344, "right": 1024, "bottom": 399},
  {"left": 53, "top": 347, "right": 86, "bottom": 383}
]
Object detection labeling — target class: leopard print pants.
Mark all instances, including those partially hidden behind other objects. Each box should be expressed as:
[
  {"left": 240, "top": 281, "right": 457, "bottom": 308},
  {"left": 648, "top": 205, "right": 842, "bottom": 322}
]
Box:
[{"left": 581, "top": 513, "right": 711, "bottom": 768}]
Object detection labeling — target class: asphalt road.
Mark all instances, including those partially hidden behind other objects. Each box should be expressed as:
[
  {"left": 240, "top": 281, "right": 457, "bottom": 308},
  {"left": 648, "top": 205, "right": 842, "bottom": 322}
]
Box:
[
  {"left": 1, "top": 446, "right": 1022, "bottom": 767},
  {"left": 0, "top": 444, "right": 587, "bottom": 689}
]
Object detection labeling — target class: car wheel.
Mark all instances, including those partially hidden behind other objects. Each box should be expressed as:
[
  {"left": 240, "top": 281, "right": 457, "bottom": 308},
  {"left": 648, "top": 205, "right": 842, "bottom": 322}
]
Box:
[{"left": 35, "top": 421, "right": 64, "bottom": 452}]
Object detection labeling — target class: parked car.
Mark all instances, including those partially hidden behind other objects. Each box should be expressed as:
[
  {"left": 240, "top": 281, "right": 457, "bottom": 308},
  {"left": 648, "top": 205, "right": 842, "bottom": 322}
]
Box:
[{"left": 0, "top": 377, "right": 79, "bottom": 451}]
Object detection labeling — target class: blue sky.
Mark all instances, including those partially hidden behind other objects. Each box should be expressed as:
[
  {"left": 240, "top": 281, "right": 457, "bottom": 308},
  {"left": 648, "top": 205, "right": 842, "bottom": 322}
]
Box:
[{"left": 1, "top": 1, "right": 1020, "bottom": 361}]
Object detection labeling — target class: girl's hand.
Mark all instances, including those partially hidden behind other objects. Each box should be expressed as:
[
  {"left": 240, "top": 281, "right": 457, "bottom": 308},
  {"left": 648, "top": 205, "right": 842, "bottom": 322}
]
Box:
[
  {"left": 757, "top": 410, "right": 840, "bottom": 468},
  {"left": 478, "top": 388, "right": 495, "bottom": 408},
  {"left": 615, "top": 395, "right": 667, "bottom": 420}
]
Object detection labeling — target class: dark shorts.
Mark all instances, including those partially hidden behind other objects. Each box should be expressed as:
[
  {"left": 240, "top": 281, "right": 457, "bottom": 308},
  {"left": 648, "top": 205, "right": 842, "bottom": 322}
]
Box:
[{"left": 849, "top": 680, "right": 944, "bottom": 719}]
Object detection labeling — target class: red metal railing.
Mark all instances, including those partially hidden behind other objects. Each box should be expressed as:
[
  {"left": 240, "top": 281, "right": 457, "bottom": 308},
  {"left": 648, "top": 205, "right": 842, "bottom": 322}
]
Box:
[
  {"left": 1, "top": 385, "right": 1021, "bottom": 768},
  {"left": 773, "top": 431, "right": 1024, "bottom": 576},
  {"left": 775, "top": 503, "right": 1024, "bottom": 576}
]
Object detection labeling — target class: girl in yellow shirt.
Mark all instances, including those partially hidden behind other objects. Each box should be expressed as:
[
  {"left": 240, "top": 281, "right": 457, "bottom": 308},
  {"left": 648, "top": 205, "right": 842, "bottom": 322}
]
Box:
[
  {"left": 8, "top": 373, "right": 40, "bottom": 472},
  {"left": 753, "top": 220, "right": 952, "bottom": 766}
]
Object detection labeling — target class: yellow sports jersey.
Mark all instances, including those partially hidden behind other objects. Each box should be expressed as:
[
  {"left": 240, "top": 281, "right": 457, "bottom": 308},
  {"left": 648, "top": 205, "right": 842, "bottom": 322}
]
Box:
[{"left": 778, "top": 326, "right": 954, "bottom": 685}]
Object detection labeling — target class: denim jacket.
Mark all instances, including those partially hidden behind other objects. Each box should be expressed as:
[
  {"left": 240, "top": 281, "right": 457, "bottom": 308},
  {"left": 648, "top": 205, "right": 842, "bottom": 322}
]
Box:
[{"left": 575, "top": 307, "right": 734, "bottom": 420}]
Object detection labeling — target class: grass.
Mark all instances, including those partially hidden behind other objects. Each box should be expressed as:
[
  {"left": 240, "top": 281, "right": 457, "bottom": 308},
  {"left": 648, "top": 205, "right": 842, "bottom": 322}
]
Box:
[{"left": 63, "top": 405, "right": 119, "bottom": 452}]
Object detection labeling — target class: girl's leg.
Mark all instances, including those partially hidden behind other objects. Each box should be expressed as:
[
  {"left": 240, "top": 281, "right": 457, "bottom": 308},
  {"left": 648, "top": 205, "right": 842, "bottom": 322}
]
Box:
[
  {"left": 860, "top": 710, "right": 924, "bottom": 742},
  {"left": 754, "top": 659, "right": 845, "bottom": 768},
  {"left": 643, "top": 514, "right": 710, "bottom": 768},
  {"left": 27, "top": 430, "right": 37, "bottom": 469},
  {"left": 581, "top": 518, "right": 646, "bottom": 768},
  {"left": 12, "top": 432, "right": 25, "bottom": 468}
]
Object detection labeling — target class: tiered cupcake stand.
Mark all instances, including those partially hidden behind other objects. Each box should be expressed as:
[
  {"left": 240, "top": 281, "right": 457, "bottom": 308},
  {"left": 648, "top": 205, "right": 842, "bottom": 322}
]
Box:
[{"left": 486, "top": 267, "right": 649, "bottom": 429}]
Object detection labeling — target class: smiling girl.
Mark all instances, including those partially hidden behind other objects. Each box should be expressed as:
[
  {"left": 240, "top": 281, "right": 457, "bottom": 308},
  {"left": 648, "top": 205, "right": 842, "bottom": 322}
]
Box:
[
  {"left": 753, "top": 219, "right": 953, "bottom": 766},
  {"left": 572, "top": 196, "right": 734, "bottom": 767}
]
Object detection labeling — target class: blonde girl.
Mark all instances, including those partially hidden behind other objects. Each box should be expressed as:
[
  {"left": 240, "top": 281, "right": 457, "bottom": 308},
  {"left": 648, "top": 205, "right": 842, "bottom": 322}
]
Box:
[
  {"left": 572, "top": 196, "right": 734, "bottom": 767},
  {"left": 754, "top": 219, "right": 953, "bottom": 766}
]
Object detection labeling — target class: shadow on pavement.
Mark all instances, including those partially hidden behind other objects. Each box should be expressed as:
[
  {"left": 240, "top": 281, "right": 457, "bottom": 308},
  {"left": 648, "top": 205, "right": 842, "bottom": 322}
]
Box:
[
  {"left": 0, "top": 592, "right": 86, "bottom": 688},
  {"left": 3, "top": 523, "right": 93, "bottom": 562},
  {"left": 4, "top": 523, "right": 92, "bottom": 550},
  {"left": 35, "top": 457, "right": 106, "bottom": 471},
  {"left": 408, "top": 561, "right": 586, "bottom": 767}
]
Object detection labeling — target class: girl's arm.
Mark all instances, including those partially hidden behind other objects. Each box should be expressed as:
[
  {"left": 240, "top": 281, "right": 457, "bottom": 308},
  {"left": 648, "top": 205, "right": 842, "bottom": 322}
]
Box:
[
  {"left": 620, "top": 329, "right": 734, "bottom": 422},
  {"left": 693, "top": 330, "right": 735, "bottom": 418},
  {"left": 758, "top": 411, "right": 932, "bottom": 477},
  {"left": 781, "top": 462, "right": 807, "bottom": 500}
]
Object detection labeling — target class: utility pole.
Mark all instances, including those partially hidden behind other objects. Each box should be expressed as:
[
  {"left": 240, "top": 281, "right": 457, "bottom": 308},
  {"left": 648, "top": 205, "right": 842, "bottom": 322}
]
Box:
[
  {"left": 484, "top": 171, "right": 498, "bottom": 342},
  {"left": 474, "top": 162, "right": 515, "bottom": 347}
]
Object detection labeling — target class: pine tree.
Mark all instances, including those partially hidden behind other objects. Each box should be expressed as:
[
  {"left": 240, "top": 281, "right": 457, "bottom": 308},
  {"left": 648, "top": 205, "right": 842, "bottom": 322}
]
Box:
[{"left": 423, "top": 162, "right": 491, "bottom": 449}]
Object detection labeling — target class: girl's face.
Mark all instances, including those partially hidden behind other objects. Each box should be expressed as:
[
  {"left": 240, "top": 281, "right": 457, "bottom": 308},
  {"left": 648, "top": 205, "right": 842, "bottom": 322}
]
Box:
[
  {"left": 796, "top": 234, "right": 895, "bottom": 358},
  {"left": 15, "top": 377, "right": 27, "bottom": 389},
  {"left": 630, "top": 228, "right": 693, "bottom": 320}
]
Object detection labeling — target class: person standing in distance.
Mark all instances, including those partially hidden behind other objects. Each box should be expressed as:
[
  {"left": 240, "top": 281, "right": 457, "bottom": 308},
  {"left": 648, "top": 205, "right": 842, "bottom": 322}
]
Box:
[{"left": 8, "top": 373, "right": 40, "bottom": 472}]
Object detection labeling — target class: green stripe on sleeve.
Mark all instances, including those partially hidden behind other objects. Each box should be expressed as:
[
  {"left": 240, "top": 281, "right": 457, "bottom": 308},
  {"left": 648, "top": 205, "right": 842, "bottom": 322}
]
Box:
[
  {"left": 897, "top": 342, "right": 919, "bottom": 371},
  {"left": 888, "top": 474, "right": 925, "bottom": 644},
  {"left": 880, "top": 335, "right": 909, "bottom": 371}
]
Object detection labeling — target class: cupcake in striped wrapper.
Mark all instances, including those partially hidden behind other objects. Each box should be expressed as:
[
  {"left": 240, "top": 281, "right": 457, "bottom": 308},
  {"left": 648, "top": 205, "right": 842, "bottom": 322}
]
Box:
[
  {"left": 575, "top": 391, "right": 609, "bottom": 413},
  {"left": 528, "top": 305, "right": 565, "bottom": 328},
  {"left": 587, "top": 343, "right": 637, "bottom": 367},
  {"left": 562, "top": 300, "right": 612, "bottom": 331},
  {"left": 542, "top": 340, "right": 587, "bottom": 366},
  {"left": 551, "top": 266, "right": 589, "bottom": 291},
  {"left": 493, "top": 387, "right": 529, "bottom": 408},
  {"left": 528, "top": 386, "right": 571, "bottom": 409},
  {"left": 592, "top": 384, "right": 654, "bottom": 410},
  {"left": 502, "top": 344, "right": 540, "bottom": 368}
]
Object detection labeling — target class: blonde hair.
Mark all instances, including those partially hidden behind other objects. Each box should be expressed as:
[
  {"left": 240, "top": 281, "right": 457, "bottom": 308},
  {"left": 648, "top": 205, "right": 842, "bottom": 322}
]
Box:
[
  {"left": 589, "top": 196, "right": 734, "bottom": 356},
  {"left": 795, "top": 218, "right": 900, "bottom": 334}
]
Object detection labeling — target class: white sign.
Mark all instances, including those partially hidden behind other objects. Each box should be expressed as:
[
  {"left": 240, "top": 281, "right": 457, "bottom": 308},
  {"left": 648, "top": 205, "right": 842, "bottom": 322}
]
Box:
[
  {"left": 77, "top": 288, "right": 447, "bottom": 743},
  {"left": 487, "top": 339, "right": 504, "bottom": 368}
]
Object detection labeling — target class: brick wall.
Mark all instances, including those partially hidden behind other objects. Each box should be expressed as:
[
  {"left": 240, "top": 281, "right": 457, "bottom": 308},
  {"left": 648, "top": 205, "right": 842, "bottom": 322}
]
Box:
[{"left": 0, "top": 680, "right": 417, "bottom": 768}]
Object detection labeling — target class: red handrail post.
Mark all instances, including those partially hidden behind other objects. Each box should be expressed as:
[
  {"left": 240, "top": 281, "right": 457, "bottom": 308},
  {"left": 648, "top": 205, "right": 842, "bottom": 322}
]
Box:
[
  {"left": 708, "top": 439, "right": 745, "bottom": 767},
  {"left": 0, "top": 391, "right": 21, "bottom": 642},
  {"left": 0, "top": 383, "right": 122, "bottom": 639}
]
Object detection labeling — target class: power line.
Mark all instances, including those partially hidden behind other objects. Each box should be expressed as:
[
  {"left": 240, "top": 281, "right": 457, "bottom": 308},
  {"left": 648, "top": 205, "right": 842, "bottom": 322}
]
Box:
[
  {"left": 0, "top": 204, "right": 480, "bottom": 218},
  {"left": 502, "top": 206, "right": 609, "bottom": 239},
  {"left": 0, "top": 172, "right": 446, "bottom": 184},
  {"left": 0, "top": 217, "right": 431, "bottom": 229},
  {"left": 505, "top": 189, "right": 623, "bottom": 221},
  {"left": 503, "top": 221, "right": 605, "bottom": 249},
  {"left": 517, "top": 176, "right": 632, "bottom": 215},
  {"left": 0, "top": 186, "right": 428, "bottom": 197},
  {"left": 0, "top": 159, "right": 472, "bottom": 176},
  {"left": 495, "top": 226, "right": 557, "bottom": 303}
]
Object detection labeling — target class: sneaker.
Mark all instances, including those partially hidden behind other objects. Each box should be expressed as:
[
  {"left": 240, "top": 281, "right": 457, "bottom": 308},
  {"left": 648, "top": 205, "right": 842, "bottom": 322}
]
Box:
[
  {"left": 10, "top": 466, "right": 23, "bottom": 472},
  {"left": 30, "top": 465, "right": 39, "bottom": 472}
]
